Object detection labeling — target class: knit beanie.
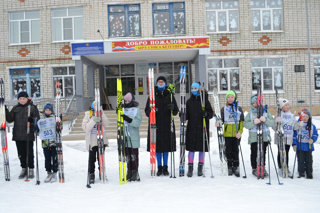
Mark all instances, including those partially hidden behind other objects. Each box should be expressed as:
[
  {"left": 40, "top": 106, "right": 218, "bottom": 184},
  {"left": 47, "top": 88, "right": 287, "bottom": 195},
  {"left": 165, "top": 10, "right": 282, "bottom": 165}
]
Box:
[
  {"left": 251, "top": 95, "right": 257, "bottom": 104},
  {"left": 303, "top": 109, "right": 312, "bottom": 119},
  {"left": 191, "top": 82, "right": 200, "bottom": 90},
  {"left": 226, "top": 90, "right": 236, "bottom": 99},
  {"left": 43, "top": 103, "right": 54, "bottom": 113},
  {"left": 124, "top": 92, "right": 135, "bottom": 108},
  {"left": 91, "top": 101, "right": 96, "bottom": 112},
  {"left": 17, "top": 91, "right": 29, "bottom": 99},
  {"left": 278, "top": 98, "right": 289, "bottom": 109},
  {"left": 156, "top": 76, "right": 167, "bottom": 83},
  {"left": 124, "top": 93, "right": 133, "bottom": 102}
]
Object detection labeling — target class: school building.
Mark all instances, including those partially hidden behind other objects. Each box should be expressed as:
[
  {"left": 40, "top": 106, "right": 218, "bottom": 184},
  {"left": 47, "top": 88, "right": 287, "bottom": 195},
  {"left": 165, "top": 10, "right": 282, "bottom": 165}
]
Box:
[{"left": 1, "top": 0, "right": 320, "bottom": 114}]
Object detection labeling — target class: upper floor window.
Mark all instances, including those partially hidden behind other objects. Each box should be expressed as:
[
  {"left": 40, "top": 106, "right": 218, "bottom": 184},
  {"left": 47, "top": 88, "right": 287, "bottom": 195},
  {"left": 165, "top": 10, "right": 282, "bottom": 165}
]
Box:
[
  {"left": 52, "top": 66, "right": 76, "bottom": 97},
  {"left": 52, "top": 7, "right": 83, "bottom": 42},
  {"left": 250, "top": 0, "right": 283, "bottom": 32},
  {"left": 205, "top": 0, "right": 239, "bottom": 33},
  {"left": 108, "top": 5, "right": 141, "bottom": 38},
  {"left": 252, "top": 58, "right": 283, "bottom": 91},
  {"left": 153, "top": 2, "right": 185, "bottom": 36},
  {"left": 10, "top": 68, "right": 41, "bottom": 99},
  {"left": 9, "top": 11, "right": 40, "bottom": 44},
  {"left": 314, "top": 58, "right": 320, "bottom": 90},
  {"left": 207, "top": 58, "right": 240, "bottom": 92}
]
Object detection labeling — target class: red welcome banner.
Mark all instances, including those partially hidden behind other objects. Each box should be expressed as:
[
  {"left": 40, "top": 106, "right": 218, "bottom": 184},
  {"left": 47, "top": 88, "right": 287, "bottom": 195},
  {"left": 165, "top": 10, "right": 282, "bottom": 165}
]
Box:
[{"left": 112, "top": 38, "right": 209, "bottom": 52}]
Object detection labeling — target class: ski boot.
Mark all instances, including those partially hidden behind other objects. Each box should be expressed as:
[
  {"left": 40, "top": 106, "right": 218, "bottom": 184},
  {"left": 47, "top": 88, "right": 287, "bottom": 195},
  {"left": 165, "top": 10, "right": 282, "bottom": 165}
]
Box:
[
  {"left": 51, "top": 173, "right": 57, "bottom": 182},
  {"left": 29, "top": 169, "right": 35, "bottom": 179},
  {"left": 157, "top": 166, "right": 163, "bottom": 176},
  {"left": 44, "top": 172, "right": 52, "bottom": 183},
  {"left": 131, "top": 171, "right": 140, "bottom": 181},
  {"left": 163, "top": 165, "right": 169, "bottom": 176},
  {"left": 197, "top": 163, "right": 204, "bottom": 176},
  {"left": 228, "top": 167, "right": 233, "bottom": 176},
  {"left": 89, "top": 173, "right": 95, "bottom": 184},
  {"left": 252, "top": 169, "right": 257, "bottom": 177},
  {"left": 127, "top": 170, "right": 132, "bottom": 182},
  {"left": 187, "top": 163, "right": 193, "bottom": 177},
  {"left": 233, "top": 167, "right": 240, "bottom": 177},
  {"left": 18, "top": 168, "right": 27, "bottom": 179}
]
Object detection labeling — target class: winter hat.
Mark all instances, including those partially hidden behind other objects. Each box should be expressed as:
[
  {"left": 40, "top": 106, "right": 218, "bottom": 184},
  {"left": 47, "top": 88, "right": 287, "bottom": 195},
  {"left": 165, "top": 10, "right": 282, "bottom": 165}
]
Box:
[
  {"left": 43, "top": 103, "right": 54, "bottom": 113},
  {"left": 17, "top": 91, "right": 29, "bottom": 99},
  {"left": 156, "top": 76, "right": 167, "bottom": 83},
  {"left": 226, "top": 90, "right": 236, "bottom": 99},
  {"left": 278, "top": 98, "right": 289, "bottom": 109},
  {"left": 91, "top": 101, "right": 96, "bottom": 111},
  {"left": 251, "top": 95, "right": 257, "bottom": 104},
  {"left": 191, "top": 82, "right": 200, "bottom": 90},
  {"left": 303, "top": 109, "right": 312, "bottom": 119},
  {"left": 124, "top": 93, "right": 133, "bottom": 102}
]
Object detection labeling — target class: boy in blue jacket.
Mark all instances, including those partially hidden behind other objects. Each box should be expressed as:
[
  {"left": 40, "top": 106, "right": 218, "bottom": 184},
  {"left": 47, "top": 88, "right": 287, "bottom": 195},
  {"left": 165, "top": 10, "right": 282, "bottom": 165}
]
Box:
[{"left": 292, "top": 109, "right": 318, "bottom": 179}]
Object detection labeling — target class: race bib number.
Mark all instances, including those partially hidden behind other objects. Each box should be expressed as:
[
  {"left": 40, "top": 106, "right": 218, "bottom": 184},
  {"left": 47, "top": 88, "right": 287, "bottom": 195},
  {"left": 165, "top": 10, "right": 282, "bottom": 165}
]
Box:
[{"left": 38, "top": 118, "right": 56, "bottom": 140}]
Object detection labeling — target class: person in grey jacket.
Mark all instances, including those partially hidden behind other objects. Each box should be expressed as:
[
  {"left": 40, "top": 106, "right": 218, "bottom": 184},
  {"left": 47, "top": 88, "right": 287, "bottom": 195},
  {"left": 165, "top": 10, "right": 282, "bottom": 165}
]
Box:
[
  {"left": 122, "top": 92, "right": 142, "bottom": 181},
  {"left": 6, "top": 91, "right": 40, "bottom": 179}
]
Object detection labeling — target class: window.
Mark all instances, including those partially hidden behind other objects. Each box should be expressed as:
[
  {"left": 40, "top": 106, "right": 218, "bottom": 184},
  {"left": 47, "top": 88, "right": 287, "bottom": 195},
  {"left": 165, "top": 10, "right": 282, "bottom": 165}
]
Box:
[
  {"left": 207, "top": 59, "right": 240, "bottom": 92},
  {"left": 205, "top": 0, "right": 239, "bottom": 33},
  {"left": 153, "top": 2, "right": 185, "bottom": 36},
  {"left": 9, "top": 10, "right": 40, "bottom": 44},
  {"left": 250, "top": 0, "right": 283, "bottom": 32},
  {"left": 52, "top": 66, "right": 76, "bottom": 97},
  {"left": 314, "top": 58, "right": 320, "bottom": 90},
  {"left": 108, "top": 5, "right": 141, "bottom": 38},
  {"left": 52, "top": 7, "right": 83, "bottom": 42},
  {"left": 251, "top": 58, "right": 283, "bottom": 91},
  {"left": 10, "top": 68, "right": 41, "bottom": 99}
]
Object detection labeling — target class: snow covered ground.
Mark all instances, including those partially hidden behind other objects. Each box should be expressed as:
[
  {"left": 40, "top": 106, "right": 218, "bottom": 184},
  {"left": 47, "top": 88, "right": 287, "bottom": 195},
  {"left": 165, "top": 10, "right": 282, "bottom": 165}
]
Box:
[{"left": 1, "top": 116, "right": 320, "bottom": 213}]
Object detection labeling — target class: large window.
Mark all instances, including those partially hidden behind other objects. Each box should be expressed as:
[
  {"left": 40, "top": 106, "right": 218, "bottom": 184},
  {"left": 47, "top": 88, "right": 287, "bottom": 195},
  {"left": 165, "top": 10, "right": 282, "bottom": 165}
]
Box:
[
  {"left": 10, "top": 68, "right": 41, "bottom": 99},
  {"left": 51, "top": 7, "right": 83, "bottom": 42},
  {"left": 207, "top": 59, "right": 240, "bottom": 92},
  {"left": 153, "top": 2, "right": 185, "bottom": 36},
  {"left": 205, "top": 0, "right": 239, "bottom": 33},
  {"left": 314, "top": 58, "right": 320, "bottom": 90},
  {"left": 250, "top": 0, "right": 283, "bottom": 32},
  {"left": 9, "top": 10, "right": 40, "bottom": 44},
  {"left": 251, "top": 58, "right": 283, "bottom": 91},
  {"left": 52, "top": 66, "right": 76, "bottom": 97},
  {"left": 108, "top": 5, "right": 141, "bottom": 38}
]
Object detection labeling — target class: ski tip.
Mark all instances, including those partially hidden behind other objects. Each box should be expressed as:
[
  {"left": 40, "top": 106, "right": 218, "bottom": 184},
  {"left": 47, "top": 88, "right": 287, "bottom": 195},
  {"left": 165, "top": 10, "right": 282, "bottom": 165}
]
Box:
[
  {"left": 266, "top": 182, "right": 271, "bottom": 185},
  {"left": 242, "top": 176, "right": 247, "bottom": 179}
]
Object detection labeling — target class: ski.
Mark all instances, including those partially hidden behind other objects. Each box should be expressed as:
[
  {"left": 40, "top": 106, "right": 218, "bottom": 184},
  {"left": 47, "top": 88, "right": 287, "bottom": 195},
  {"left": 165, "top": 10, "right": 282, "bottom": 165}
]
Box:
[
  {"left": 275, "top": 89, "right": 287, "bottom": 178},
  {"left": 55, "top": 81, "right": 64, "bottom": 183},
  {"left": 256, "top": 87, "right": 264, "bottom": 179},
  {"left": 34, "top": 118, "right": 40, "bottom": 185},
  {"left": 167, "top": 83, "right": 176, "bottom": 178},
  {"left": 179, "top": 66, "right": 187, "bottom": 177},
  {"left": 95, "top": 88, "right": 106, "bottom": 182},
  {"left": 117, "top": 79, "right": 126, "bottom": 184},
  {"left": 0, "top": 78, "right": 10, "bottom": 181},
  {"left": 148, "top": 68, "right": 156, "bottom": 177},
  {"left": 212, "top": 88, "right": 228, "bottom": 176}
]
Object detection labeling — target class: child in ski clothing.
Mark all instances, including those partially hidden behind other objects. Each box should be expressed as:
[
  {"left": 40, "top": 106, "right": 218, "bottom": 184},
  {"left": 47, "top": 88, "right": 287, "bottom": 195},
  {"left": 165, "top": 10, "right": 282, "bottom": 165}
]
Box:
[
  {"left": 145, "top": 76, "right": 179, "bottom": 176},
  {"left": 5, "top": 91, "right": 40, "bottom": 179},
  {"left": 36, "top": 103, "right": 60, "bottom": 182},
  {"left": 243, "top": 94, "right": 274, "bottom": 177},
  {"left": 185, "top": 82, "right": 213, "bottom": 177},
  {"left": 272, "top": 98, "right": 300, "bottom": 176},
  {"left": 122, "top": 92, "right": 142, "bottom": 181},
  {"left": 216, "top": 90, "right": 244, "bottom": 177},
  {"left": 82, "top": 101, "right": 110, "bottom": 183},
  {"left": 292, "top": 109, "right": 318, "bottom": 179}
]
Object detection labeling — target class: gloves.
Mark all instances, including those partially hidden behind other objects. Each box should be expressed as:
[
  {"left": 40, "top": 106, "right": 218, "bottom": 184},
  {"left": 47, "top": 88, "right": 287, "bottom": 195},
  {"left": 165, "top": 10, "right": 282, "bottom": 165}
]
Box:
[
  {"left": 93, "top": 117, "right": 101, "bottom": 123},
  {"left": 308, "top": 139, "right": 314, "bottom": 145},
  {"left": 202, "top": 111, "right": 207, "bottom": 118},
  {"left": 260, "top": 116, "right": 267, "bottom": 122},
  {"left": 236, "top": 132, "right": 241, "bottom": 139},
  {"left": 56, "top": 116, "right": 61, "bottom": 122},
  {"left": 253, "top": 118, "right": 261, "bottom": 125},
  {"left": 298, "top": 121, "right": 304, "bottom": 127},
  {"left": 122, "top": 115, "right": 133, "bottom": 123},
  {"left": 27, "top": 117, "right": 34, "bottom": 123},
  {"left": 293, "top": 145, "right": 297, "bottom": 152},
  {"left": 167, "top": 103, "right": 174, "bottom": 111},
  {"left": 275, "top": 117, "right": 282, "bottom": 123},
  {"left": 33, "top": 124, "right": 39, "bottom": 133}
]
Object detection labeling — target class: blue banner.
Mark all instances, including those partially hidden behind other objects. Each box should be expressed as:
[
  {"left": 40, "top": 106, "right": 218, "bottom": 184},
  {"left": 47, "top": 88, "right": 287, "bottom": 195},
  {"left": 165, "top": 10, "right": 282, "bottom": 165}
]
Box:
[{"left": 72, "top": 42, "right": 104, "bottom": 55}]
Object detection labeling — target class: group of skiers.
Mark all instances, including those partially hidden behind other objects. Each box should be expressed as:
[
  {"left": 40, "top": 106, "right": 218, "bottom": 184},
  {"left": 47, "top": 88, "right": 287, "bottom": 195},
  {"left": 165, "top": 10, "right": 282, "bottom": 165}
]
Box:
[{"left": 2, "top": 75, "right": 319, "bottom": 184}]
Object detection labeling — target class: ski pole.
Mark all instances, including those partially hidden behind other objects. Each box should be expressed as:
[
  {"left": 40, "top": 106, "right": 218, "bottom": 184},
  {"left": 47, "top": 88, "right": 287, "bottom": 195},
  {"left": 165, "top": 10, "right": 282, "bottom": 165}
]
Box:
[
  {"left": 269, "top": 142, "right": 283, "bottom": 185},
  {"left": 266, "top": 144, "right": 271, "bottom": 185},
  {"left": 86, "top": 135, "right": 92, "bottom": 188},
  {"left": 238, "top": 143, "right": 247, "bottom": 178},
  {"left": 34, "top": 118, "right": 40, "bottom": 185},
  {"left": 25, "top": 103, "right": 31, "bottom": 182}
]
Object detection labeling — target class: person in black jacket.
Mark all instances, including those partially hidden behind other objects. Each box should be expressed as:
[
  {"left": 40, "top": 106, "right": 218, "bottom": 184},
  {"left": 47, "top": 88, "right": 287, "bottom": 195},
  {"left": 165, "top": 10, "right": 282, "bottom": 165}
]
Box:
[
  {"left": 185, "top": 82, "right": 213, "bottom": 177},
  {"left": 6, "top": 91, "right": 40, "bottom": 179},
  {"left": 145, "top": 76, "right": 178, "bottom": 176}
]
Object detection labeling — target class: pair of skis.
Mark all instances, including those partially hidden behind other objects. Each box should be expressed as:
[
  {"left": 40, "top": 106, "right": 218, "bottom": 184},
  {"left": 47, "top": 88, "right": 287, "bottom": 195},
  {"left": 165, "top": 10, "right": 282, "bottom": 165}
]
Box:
[
  {"left": 0, "top": 78, "right": 10, "bottom": 181},
  {"left": 117, "top": 79, "right": 127, "bottom": 184},
  {"left": 275, "top": 89, "right": 287, "bottom": 178},
  {"left": 256, "top": 87, "right": 265, "bottom": 179},
  {"left": 148, "top": 68, "right": 157, "bottom": 177},
  {"left": 55, "top": 82, "right": 65, "bottom": 183},
  {"left": 179, "top": 66, "right": 187, "bottom": 176}
]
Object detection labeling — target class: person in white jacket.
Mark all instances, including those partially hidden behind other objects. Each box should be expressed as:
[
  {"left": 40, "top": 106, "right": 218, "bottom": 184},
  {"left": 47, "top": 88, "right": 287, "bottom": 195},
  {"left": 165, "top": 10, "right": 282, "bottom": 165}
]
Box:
[{"left": 82, "top": 101, "right": 110, "bottom": 184}]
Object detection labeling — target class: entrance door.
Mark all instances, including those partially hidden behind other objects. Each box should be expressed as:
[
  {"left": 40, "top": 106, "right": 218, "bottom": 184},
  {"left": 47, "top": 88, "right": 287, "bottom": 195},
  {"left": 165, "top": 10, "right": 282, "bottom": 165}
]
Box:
[{"left": 135, "top": 76, "right": 148, "bottom": 107}]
